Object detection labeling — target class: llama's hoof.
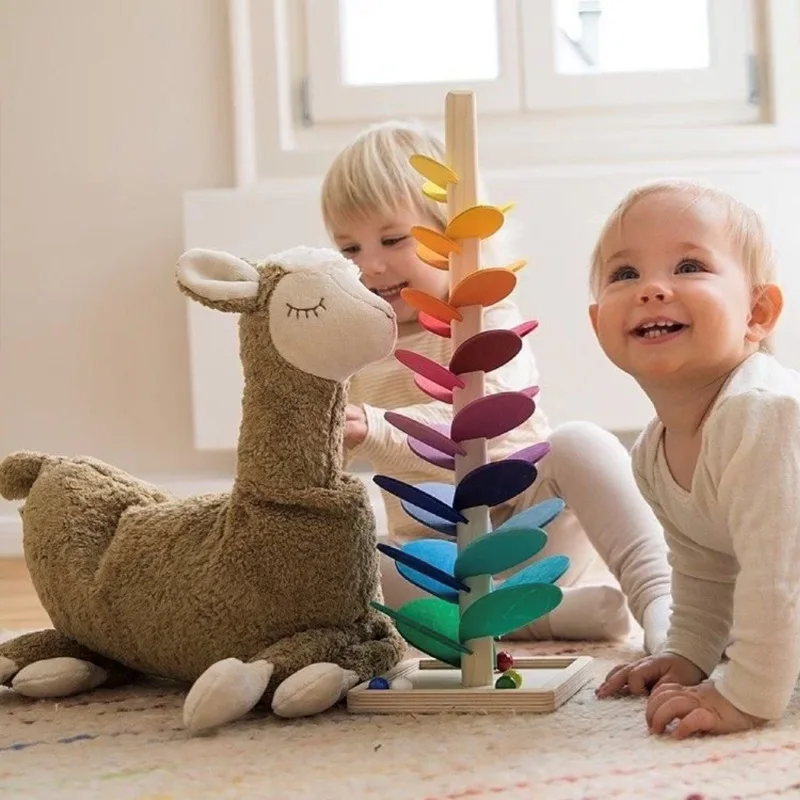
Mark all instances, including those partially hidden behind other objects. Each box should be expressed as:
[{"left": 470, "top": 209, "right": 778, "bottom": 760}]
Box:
[
  {"left": 11, "top": 657, "right": 108, "bottom": 698},
  {"left": 183, "top": 658, "right": 273, "bottom": 733},
  {"left": 0, "top": 656, "right": 19, "bottom": 684},
  {"left": 272, "top": 662, "right": 359, "bottom": 719}
]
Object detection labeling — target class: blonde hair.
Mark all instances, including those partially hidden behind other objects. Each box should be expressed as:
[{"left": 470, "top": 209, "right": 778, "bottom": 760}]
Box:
[
  {"left": 589, "top": 179, "right": 777, "bottom": 353},
  {"left": 320, "top": 120, "right": 510, "bottom": 264}
]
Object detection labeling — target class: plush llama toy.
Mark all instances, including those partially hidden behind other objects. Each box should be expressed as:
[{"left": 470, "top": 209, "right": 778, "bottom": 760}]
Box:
[{"left": 0, "top": 246, "right": 406, "bottom": 732}]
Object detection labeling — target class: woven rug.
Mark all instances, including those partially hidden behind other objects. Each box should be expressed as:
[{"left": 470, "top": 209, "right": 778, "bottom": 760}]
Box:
[{"left": 2, "top": 629, "right": 800, "bottom": 800}]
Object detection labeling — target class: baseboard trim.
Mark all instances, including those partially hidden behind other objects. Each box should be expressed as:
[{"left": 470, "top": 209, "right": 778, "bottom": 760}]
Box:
[{"left": 0, "top": 471, "right": 384, "bottom": 558}]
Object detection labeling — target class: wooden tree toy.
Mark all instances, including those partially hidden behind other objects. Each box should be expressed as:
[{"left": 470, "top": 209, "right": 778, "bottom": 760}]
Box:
[{"left": 347, "top": 91, "right": 592, "bottom": 714}]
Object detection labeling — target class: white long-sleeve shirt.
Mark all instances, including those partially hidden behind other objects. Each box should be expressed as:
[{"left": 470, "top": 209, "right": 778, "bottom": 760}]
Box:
[
  {"left": 346, "top": 298, "right": 552, "bottom": 545},
  {"left": 632, "top": 352, "right": 800, "bottom": 720}
]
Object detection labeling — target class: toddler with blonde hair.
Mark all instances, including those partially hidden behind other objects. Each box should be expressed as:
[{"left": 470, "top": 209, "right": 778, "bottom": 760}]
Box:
[
  {"left": 591, "top": 179, "right": 797, "bottom": 738},
  {"left": 322, "top": 121, "right": 673, "bottom": 650}
]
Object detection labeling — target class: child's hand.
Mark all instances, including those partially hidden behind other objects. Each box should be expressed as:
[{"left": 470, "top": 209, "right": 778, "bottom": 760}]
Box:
[
  {"left": 646, "top": 680, "right": 766, "bottom": 739},
  {"left": 596, "top": 653, "right": 704, "bottom": 698},
  {"left": 344, "top": 404, "right": 368, "bottom": 449}
]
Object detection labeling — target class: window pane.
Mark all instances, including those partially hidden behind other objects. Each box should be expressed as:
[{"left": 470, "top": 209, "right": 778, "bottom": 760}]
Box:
[
  {"left": 339, "top": 0, "right": 499, "bottom": 86},
  {"left": 555, "top": 0, "right": 710, "bottom": 74}
]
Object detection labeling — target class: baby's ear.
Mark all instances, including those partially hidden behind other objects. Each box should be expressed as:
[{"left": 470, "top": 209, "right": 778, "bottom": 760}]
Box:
[
  {"left": 176, "top": 248, "right": 260, "bottom": 312},
  {"left": 588, "top": 304, "right": 600, "bottom": 337},
  {"left": 747, "top": 283, "right": 784, "bottom": 345}
]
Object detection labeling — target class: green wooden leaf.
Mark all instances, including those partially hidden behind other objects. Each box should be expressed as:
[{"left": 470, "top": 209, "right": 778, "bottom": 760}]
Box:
[
  {"left": 502, "top": 554, "right": 570, "bottom": 589},
  {"left": 453, "top": 527, "right": 548, "bottom": 579},
  {"left": 458, "top": 584, "right": 562, "bottom": 641},
  {"left": 371, "top": 599, "right": 470, "bottom": 667}
]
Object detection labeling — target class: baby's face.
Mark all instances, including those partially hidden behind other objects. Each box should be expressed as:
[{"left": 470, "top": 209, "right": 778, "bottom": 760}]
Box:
[
  {"left": 589, "top": 191, "right": 755, "bottom": 386},
  {"left": 332, "top": 206, "right": 450, "bottom": 325}
]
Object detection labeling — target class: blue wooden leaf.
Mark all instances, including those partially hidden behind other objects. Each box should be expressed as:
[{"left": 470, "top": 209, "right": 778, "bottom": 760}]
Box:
[
  {"left": 454, "top": 460, "right": 537, "bottom": 510},
  {"left": 399, "top": 482, "right": 459, "bottom": 535},
  {"left": 453, "top": 527, "right": 548, "bottom": 579},
  {"left": 493, "top": 497, "right": 565, "bottom": 534},
  {"left": 502, "top": 555, "right": 570, "bottom": 589},
  {"left": 374, "top": 476, "right": 466, "bottom": 524},
  {"left": 378, "top": 541, "right": 468, "bottom": 602}
]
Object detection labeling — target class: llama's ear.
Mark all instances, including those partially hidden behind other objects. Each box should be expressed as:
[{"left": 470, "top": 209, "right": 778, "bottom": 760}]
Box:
[{"left": 177, "top": 248, "right": 260, "bottom": 307}]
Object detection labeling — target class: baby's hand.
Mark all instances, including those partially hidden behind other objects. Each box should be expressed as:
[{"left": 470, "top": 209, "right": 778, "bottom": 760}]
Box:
[
  {"left": 646, "top": 680, "right": 766, "bottom": 739},
  {"left": 596, "top": 653, "right": 704, "bottom": 699}
]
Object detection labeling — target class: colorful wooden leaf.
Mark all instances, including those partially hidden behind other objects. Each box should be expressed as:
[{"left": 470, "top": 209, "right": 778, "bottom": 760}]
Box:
[
  {"left": 418, "top": 311, "right": 452, "bottom": 338},
  {"left": 395, "top": 349, "right": 465, "bottom": 391},
  {"left": 502, "top": 554, "right": 570, "bottom": 589},
  {"left": 398, "top": 481, "right": 459, "bottom": 535},
  {"left": 409, "top": 154, "right": 459, "bottom": 189},
  {"left": 453, "top": 527, "right": 548, "bottom": 579},
  {"left": 449, "top": 329, "right": 522, "bottom": 375},
  {"left": 494, "top": 497, "right": 565, "bottom": 534},
  {"left": 410, "top": 226, "right": 461, "bottom": 257},
  {"left": 451, "top": 392, "right": 535, "bottom": 442},
  {"left": 450, "top": 268, "right": 517, "bottom": 308},
  {"left": 453, "top": 460, "right": 537, "bottom": 511},
  {"left": 377, "top": 541, "right": 467, "bottom": 600},
  {"left": 417, "top": 242, "right": 449, "bottom": 269},
  {"left": 384, "top": 412, "right": 465, "bottom": 456},
  {"left": 414, "top": 374, "right": 454, "bottom": 404},
  {"left": 445, "top": 205, "right": 504, "bottom": 240},
  {"left": 371, "top": 599, "right": 469, "bottom": 667},
  {"left": 422, "top": 181, "right": 448, "bottom": 203},
  {"left": 507, "top": 441, "right": 550, "bottom": 465},
  {"left": 373, "top": 476, "right": 466, "bottom": 524},
  {"left": 458, "top": 584, "right": 562, "bottom": 641},
  {"left": 401, "top": 288, "right": 462, "bottom": 324},
  {"left": 408, "top": 434, "right": 456, "bottom": 470},
  {"left": 512, "top": 320, "right": 539, "bottom": 338}
]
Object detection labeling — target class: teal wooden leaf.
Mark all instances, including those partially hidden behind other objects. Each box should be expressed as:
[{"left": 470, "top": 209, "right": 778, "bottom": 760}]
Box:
[
  {"left": 453, "top": 527, "right": 548, "bottom": 579},
  {"left": 458, "top": 584, "right": 562, "bottom": 641}
]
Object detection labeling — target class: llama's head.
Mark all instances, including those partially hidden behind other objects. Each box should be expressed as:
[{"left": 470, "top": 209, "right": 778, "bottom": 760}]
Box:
[{"left": 177, "top": 246, "right": 397, "bottom": 381}]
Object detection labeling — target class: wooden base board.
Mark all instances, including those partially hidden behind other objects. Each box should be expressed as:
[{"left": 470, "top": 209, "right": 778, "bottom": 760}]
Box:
[{"left": 346, "top": 655, "right": 593, "bottom": 714}]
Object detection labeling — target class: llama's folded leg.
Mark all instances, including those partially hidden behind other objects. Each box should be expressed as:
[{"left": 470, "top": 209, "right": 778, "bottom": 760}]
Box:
[{"left": 0, "top": 629, "right": 136, "bottom": 698}]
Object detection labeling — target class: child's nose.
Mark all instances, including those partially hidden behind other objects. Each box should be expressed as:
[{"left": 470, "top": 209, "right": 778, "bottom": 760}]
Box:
[
  {"left": 639, "top": 281, "right": 671, "bottom": 303},
  {"left": 358, "top": 255, "right": 387, "bottom": 276}
]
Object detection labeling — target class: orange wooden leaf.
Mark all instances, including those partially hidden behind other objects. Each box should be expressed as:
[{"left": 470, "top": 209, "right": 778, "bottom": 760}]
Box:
[
  {"left": 401, "top": 288, "right": 463, "bottom": 323},
  {"left": 417, "top": 243, "right": 449, "bottom": 270},
  {"left": 449, "top": 268, "right": 517, "bottom": 308},
  {"left": 410, "top": 226, "right": 461, "bottom": 257},
  {"left": 445, "top": 205, "right": 504, "bottom": 240}
]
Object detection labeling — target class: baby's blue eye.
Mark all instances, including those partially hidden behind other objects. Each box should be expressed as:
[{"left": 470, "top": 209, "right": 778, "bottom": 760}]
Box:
[
  {"left": 609, "top": 266, "right": 638, "bottom": 282},
  {"left": 340, "top": 245, "right": 359, "bottom": 256},
  {"left": 677, "top": 260, "right": 705, "bottom": 273}
]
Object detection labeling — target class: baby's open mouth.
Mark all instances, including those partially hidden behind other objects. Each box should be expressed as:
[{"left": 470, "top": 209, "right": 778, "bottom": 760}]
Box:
[
  {"left": 371, "top": 282, "right": 409, "bottom": 299},
  {"left": 633, "top": 320, "right": 687, "bottom": 339}
]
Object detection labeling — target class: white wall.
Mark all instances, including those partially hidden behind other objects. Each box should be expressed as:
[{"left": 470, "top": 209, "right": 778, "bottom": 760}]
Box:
[{"left": 0, "top": 0, "right": 238, "bottom": 552}]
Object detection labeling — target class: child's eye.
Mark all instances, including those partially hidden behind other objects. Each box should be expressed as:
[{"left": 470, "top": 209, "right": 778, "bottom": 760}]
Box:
[
  {"left": 383, "top": 235, "right": 408, "bottom": 246},
  {"left": 676, "top": 260, "right": 706, "bottom": 274},
  {"left": 340, "top": 244, "right": 360, "bottom": 256},
  {"left": 608, "top": 266, "right": 638, "bottom": 283}
]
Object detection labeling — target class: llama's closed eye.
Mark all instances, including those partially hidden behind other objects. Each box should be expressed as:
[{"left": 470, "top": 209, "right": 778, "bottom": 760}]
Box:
[{"left": 286, "top": 298, "right": 326, "bottom": 319}]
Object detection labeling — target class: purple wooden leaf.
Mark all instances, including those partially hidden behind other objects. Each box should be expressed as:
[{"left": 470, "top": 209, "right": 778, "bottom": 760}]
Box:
[
  {"left": 451, "top": 392, "right": 536, "bottom": 443},
  {"left": 449, "top": 330, "right": 522, "bottom": 376},
  {"left": 385, "top": 412, "right": 465, "bottom": 457}
]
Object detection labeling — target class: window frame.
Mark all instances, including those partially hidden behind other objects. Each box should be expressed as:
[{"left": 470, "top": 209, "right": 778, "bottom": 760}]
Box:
[
  {"left": 228, "top": 0, "right": 800, "bottom": 186},
  {"left": 304, "top": 0, "right": 522, "bottom": 122}
]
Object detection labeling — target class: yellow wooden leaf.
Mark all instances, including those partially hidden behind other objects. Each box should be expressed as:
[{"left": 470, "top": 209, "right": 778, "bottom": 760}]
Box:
[
  {"left": 417, "top": 243, "right": 449, "bottom": 270},
  {"left": 506, "top": 259, "right": 527, "bottom": 273},
  {"left": 445, "top": 205, "right": 504, "bottom": 240},
  {"left": 409, "top": 154, "right": 459, "bottom": 190},
  {"left": 498, "top": 202, "right": 515, "bottom": 214},
  {"left": 422, "top": 181, "right": 448, "bottom": 203},
  {"left": 410, "top": 226, "right": 461, "bottom": 257}
]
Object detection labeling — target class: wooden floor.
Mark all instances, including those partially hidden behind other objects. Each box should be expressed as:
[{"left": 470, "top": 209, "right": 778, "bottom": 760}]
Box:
[{"left": 0, "top": 558, "right": 51, "bottom": 629}]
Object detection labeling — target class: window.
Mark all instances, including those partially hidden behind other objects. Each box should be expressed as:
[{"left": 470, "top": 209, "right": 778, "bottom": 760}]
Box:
[{"left": 304, "top": 0, "right": 753, "bottom": 123}]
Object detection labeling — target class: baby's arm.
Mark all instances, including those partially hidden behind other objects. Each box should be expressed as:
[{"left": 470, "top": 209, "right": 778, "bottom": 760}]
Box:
[{"left": 710, "top": 392, "right": 800, "bottom": 722}]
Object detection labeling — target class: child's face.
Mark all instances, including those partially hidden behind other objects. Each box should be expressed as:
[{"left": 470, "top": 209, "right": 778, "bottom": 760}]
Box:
[
  {"left": 331, "top": 206, "right": 450, "bottom": 324},
  {"left": 589, "top": 191, "right": 759, "bottom": 386}
]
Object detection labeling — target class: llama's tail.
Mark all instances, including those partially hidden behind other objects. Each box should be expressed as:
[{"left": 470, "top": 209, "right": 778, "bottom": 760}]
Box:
[{"left": 0, "top": 452, "right": 55, "bottom": 500}]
